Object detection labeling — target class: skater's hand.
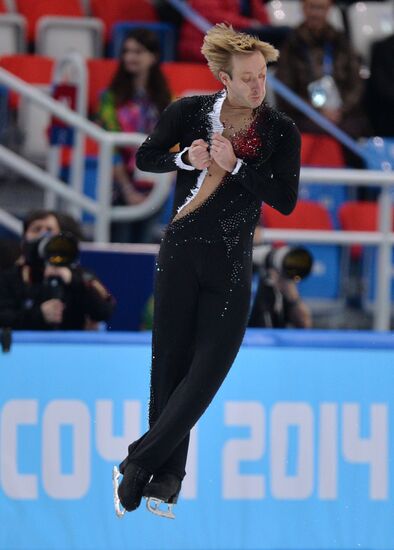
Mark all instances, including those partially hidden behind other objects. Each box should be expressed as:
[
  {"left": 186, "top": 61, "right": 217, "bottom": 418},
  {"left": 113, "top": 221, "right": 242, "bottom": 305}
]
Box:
[
  {"left": 187, "top": 139, "right": 211, "bottom": 170},
  {"left": 211, "top": 133, "right": 237, "bottom": 173}
]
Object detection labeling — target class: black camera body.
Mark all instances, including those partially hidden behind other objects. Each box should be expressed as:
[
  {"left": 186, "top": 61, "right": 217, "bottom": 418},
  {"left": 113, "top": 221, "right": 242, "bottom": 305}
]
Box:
[
  {"left": 253, "top": 245, "right": 313, "bottom": 281},
  {"left": 23, "top": 232, "right": 79, "bottom": 303}
]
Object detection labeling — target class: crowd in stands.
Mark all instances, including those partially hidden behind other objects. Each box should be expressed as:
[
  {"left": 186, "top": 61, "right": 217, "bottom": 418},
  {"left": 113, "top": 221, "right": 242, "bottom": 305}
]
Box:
[{"left": 0, "top": 0, "right": 393, "bottom": 330}]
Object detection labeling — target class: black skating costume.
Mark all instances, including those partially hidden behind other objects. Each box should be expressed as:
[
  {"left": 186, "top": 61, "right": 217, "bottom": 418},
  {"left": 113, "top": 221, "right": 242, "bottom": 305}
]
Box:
[{"left": 119, "top": 90, "right": 301, "bottom": 490}]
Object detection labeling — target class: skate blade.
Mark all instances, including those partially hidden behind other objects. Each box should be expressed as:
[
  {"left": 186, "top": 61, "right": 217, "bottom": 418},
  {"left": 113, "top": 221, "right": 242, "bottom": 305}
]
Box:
[
  {"left": 112, "top": 466, "right": 126, "bottom": 518},
  {"left": 146, "top": 497, "right": 176, "bottom": 519}
]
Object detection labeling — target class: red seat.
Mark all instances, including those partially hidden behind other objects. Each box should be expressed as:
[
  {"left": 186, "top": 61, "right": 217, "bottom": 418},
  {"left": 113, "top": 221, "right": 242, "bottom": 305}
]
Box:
[
  {"left": 0, "top": 0, "right": 7, "bottom": 13},
  {"left": 84, "top": 58, "right": 118, "bottom": 158},
  {"left": 0, "top": 54, "right": 54, "bottom": 108},
  {"left": 262, "top": 200, "right": 333, "bottom": 230},
  {"left": 338, "top": 201, "right": 382, "bottom": 231},
  {"left": 338, "top": 201, "right": 394, "bottom": 258},
  {"left": 15, "top": 0, "right": 83, "bottom": 42},
  {"left": 161, "top": 62, "right": 222, "bottom": 99},
  {"left": 301, "top": 133, "right": 345, "bottom": 167},
  {"left": 87, "top": 58, "right": 118, "bottom": 114},
  {"left": 90, "top": 0, "right": 158, "bottom": 42}
]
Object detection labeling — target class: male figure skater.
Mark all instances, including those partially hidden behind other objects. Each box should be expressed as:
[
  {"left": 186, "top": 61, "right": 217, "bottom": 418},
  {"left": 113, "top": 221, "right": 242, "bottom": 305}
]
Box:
[{"left": 113, "top": 23, "right": 300, "bottom": 519}]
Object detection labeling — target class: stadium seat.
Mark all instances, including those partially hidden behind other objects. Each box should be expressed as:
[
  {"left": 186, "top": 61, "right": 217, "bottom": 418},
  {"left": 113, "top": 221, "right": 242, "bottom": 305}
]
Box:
[
  {"left": 338, "top": 199, "right": 386, "bottom": 265},
  {"left": 0, "top": 54, "right": 54, "bottom": 108},
  {"left": 0, "top": 14, "right": 26, "bottom": 55},
  {"left": 300, "top": 133, "right": 347, "bottom": 227},
  {"left": 36, "top": 16, "right": 104, "bottom": 59},
  {"left": 111, "top": 21, "right": 176, "bottom": 62},
  {"left": 86, "top": 57, "right": 117, "bottom": 114},
  {"left": 262, "top": 200, "right": 342, "bottom": 300},
  {"left": 90, "top": 0, "right": 158, "bottom": 42},
  {"left": 301, "top": 133, "right": 345, "bottom": 167},
  {"left": 262, "top": 200, "right": 332, "bottom": 230},
  {"left": 266, "top": 0, "right": 344, "bottom": 30},
  {"left": 15, "top": 0, "right": 84, "bottom": 43},
  {"left": 0, "top": 0, "right": 7, "bottom": 12},
  {"left": 338, "top": 201, "right": 381, "bottom": 233},
  {"left": 161, "top": 62, "right": 222, "bottom": 98},
  {"left": 338, "top": 201, "right": 394, "bottom": 305},
  {"left": 347, "top": 2, "right": 394, "bottom": 63}
]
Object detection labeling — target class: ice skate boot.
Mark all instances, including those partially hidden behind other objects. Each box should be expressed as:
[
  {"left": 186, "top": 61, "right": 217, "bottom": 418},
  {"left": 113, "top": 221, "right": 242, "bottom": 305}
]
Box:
[
  {"left": 142, "top": 472, "right": 182, "bottom": 519},
  {"left": 112, "top": 462, "right": 151, "bottom": 518}
]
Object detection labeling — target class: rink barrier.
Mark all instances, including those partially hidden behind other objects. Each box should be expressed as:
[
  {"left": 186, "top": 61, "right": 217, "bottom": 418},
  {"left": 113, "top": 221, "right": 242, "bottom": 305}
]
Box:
[{"left": 1, "top": 329, "right": 393, "bottom": 550}]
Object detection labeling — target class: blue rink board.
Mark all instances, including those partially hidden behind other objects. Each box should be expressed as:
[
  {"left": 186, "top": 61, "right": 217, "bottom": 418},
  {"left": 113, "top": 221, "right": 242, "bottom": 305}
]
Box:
[{"left": 0, "top": 330, "right": 393, "bottom": 550}]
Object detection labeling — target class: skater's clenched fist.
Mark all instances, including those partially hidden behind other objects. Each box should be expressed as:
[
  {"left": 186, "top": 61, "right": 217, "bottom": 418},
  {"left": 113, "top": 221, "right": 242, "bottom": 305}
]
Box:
[
  {"left": 187, "top": 139, "right": 211, "bottom": 170},
  {"left": 211, "top": 133, "right": 237, "bottom": 173}
]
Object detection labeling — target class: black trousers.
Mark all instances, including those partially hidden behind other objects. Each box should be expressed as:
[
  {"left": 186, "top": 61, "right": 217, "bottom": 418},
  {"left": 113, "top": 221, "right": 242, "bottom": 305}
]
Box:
[{"left": 122, "top": 223, "right": 252, "bottom": 480}]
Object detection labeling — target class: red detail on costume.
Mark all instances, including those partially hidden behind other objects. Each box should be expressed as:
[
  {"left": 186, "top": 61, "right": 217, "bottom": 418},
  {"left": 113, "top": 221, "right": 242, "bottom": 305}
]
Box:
[{"left": 231, "top": 121, "right": 262, "bottom": 160}]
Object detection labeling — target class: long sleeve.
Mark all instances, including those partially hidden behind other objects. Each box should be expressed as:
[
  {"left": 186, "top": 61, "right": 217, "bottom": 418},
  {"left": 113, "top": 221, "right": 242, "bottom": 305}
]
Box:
[
  {"left": 369, "top": 37, "right": 394, "bottom": 105},
  {"left": 136, "top": 99, "right": 185, "bottom": 173},
  {"left": 233, "top": 120, "right": 301, "bottom": 215},
  {"left": 0, "top": 269, "right": 48, "bottom": 330},
  {"left": 71, "top": 268, "right": 116, "bottom": 322}
]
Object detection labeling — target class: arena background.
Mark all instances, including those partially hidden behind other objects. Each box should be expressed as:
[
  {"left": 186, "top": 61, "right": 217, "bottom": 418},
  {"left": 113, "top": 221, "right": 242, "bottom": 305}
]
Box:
[{"left": 1, "top": 330, "right": 393, "bottom": 550}]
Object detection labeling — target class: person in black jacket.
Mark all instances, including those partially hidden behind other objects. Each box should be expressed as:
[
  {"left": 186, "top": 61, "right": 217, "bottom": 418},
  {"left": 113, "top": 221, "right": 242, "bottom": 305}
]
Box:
[
  {"left": 0, "top": 210, "right": 115, "bottom": 331},
  {"left": 114, "top": 23, "right": 301, "bottom": 519},
  {"left": 367, "top": 34, "right": 394, "bottom": 138}
]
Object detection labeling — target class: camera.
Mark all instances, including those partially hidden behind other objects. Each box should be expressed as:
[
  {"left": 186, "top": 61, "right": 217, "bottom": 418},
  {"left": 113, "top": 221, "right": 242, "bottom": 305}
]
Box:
[
  {"left": 22, "top": 232, "right": 79, "bottom": 303},
  {"left": 253, "top": 245, "right": 313, "bottom": 281},
  {"left": 23, "top": 232, "right": 79, "bottom": 268}
]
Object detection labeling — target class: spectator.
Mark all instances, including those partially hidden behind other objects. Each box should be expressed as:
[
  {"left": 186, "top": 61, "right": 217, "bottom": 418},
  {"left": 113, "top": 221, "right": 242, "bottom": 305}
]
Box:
[
  {"left": 97, "top": 28, "right": 172, "bottom": 243},
  {"left": 0, "top": 238, "right": 20, "bottom": 271},
  {"left": 0, "top": 210, "right": 115, "bottom": 331},
  {"left": 367, "top": 34, "right": 394, "bottom": 137},
  {"left": 178, "top": 0, "right": 272, "bottom": 63},
  {"left": 275, "top": 0, "right": 369, "bottom": 144},
  {"left": 248, "top": 227, "right": 312, "bottom": 328}
]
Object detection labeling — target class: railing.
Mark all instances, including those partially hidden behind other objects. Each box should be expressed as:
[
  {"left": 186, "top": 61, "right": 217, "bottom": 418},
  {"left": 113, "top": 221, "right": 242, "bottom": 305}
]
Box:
[
  {"left": 0, "top": 64, "right": 394, "bottom": 330},
  {"left": 0, "top": 67, "right": 173, "bottom": 242}
]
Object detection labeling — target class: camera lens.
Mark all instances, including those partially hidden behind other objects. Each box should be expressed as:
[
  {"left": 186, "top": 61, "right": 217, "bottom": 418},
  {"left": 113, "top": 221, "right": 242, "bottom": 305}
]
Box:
[
  {"left": 281, "top": 247, "right": 313, "bottom": 281},
  {"left": 41, "top": 233, "right": 79, "bottom": 266}
]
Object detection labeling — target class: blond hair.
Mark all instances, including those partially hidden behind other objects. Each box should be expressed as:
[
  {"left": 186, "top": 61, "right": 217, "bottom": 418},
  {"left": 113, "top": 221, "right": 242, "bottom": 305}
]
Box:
[{"left": 201, "top": 23, "right": 279, "bottom": 79}]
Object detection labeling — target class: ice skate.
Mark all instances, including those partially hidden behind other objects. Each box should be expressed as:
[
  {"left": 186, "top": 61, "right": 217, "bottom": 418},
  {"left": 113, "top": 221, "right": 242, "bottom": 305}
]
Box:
[
  {"left": 112, "top": 466, "right": 126, "bottom": 518},
  {"left": 143, "top": 473, "right": 182, "bottom": 519},
  {"left": 112, "top": 462, "right": 151, "bottom": 518}
]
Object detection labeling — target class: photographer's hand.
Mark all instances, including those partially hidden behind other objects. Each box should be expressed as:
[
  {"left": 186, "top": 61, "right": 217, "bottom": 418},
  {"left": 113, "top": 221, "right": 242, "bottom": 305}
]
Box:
[
  {"left": 44, "top": 265, "right": 72, "bottom": 285},
  {"left": 40, "top": 299, "right": 64, "bottom": 324}
]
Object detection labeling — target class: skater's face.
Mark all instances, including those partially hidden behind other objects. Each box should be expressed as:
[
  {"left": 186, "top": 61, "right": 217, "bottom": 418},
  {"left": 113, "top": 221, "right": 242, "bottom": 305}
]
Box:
[{"left": 219, "top": 51, "right": 267, "bottom": 109}]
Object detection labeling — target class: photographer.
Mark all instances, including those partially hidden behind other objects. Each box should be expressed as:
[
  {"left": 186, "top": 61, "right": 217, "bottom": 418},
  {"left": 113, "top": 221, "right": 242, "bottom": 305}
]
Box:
[
  {"left": 249, "top": 229, "right": 312, "bottom": 329},
  {"left": 0, "top": 210, "right": 115, "bottom": 330}
]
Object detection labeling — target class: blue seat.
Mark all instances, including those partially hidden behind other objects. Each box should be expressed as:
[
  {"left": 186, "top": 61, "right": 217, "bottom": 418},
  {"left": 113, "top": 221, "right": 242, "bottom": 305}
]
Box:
[
  {"left": 298, "top": 244, "right": 341, "bottom": 299},
  {"left": 111, "top": 21, "right": 176, "bottom": 62},
  {"left": 360, "top": 137, "right": 394, "bottom": 199},
  {"left": 363, "top": 247, "right": 394, "bottom": 306}
]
